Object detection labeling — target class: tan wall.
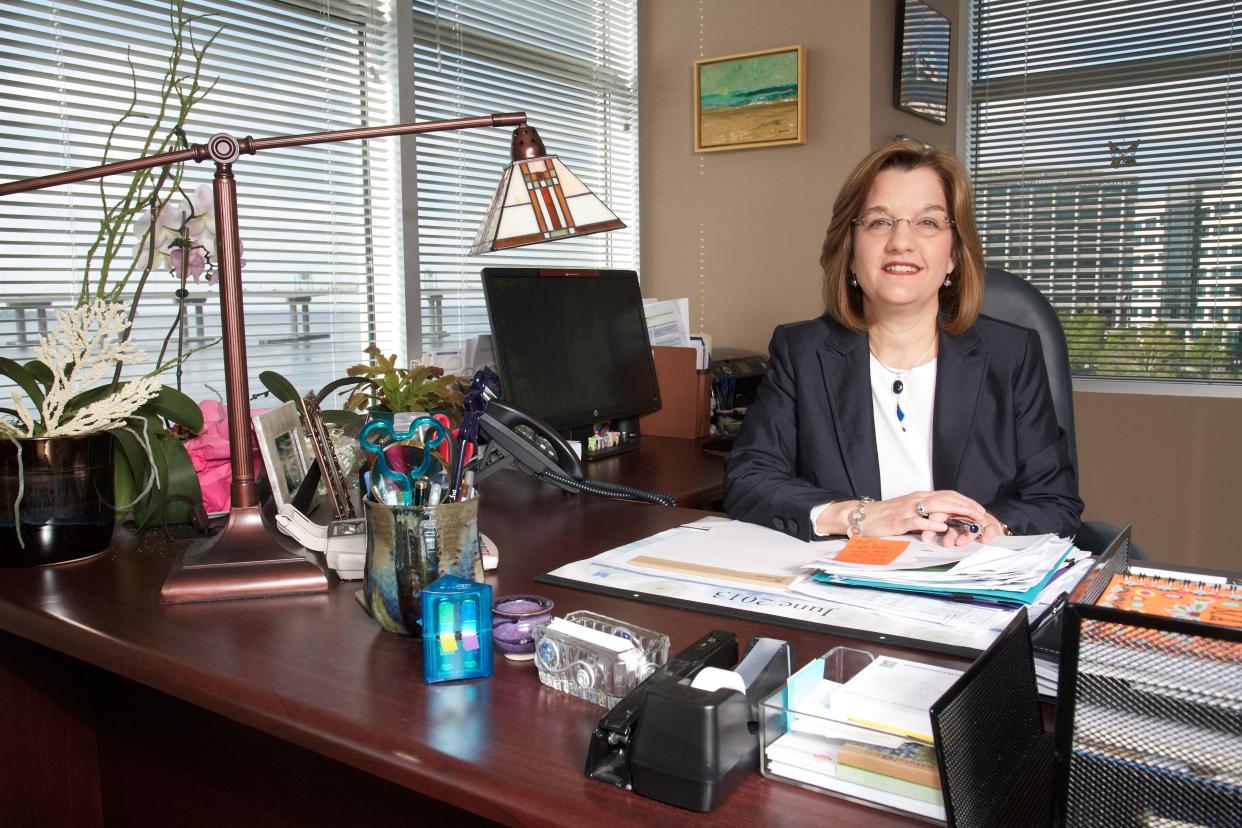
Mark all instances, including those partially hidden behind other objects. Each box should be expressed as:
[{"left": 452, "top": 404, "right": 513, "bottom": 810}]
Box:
[
  {"left": 639, "top": 0, "right": 870, "bottom": 354},
  {"left": 639, "top": 0, "right": 963, "bottom": 353},
  {"left": 1075, "top": 392, "right": 1239, "bottom": 570},
  {"left": 639, "top": 0, "right": 1240, "bottom": 569}
]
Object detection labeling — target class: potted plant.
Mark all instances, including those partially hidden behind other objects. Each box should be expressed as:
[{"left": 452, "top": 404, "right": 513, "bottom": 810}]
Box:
[
  {"left": 0, "top": 300, "right": 201, "bottom": 565},
  {"left": 0, "top": 2, "right": 220, "bottom": 562},
  {"left": 342, "top": 345, "right": 466, "bottom": 420}
]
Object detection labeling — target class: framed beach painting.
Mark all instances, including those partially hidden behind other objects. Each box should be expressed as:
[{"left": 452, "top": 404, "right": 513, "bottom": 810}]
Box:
[
  {"left": 694, "top": 45, "right": 805, "bottom": 153},
  {"left": 893, "top": 0, "right": 951, "bottom": 124}
]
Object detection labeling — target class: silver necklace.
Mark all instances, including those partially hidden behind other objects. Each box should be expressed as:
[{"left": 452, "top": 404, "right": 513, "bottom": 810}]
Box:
[{"left": 870, "top": 336, "right": 935, "bottom": 432}]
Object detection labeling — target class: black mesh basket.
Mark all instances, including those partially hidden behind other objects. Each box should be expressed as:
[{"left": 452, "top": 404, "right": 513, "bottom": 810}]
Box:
[
  {"left": 931, "top": 611, "right": 1054, "bottom": 828},
  {"left": 1055, "top": 602, "right": 1242, "bottom": 827}
]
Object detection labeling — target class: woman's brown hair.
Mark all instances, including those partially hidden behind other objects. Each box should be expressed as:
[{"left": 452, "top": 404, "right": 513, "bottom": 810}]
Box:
[{"left": 820, "top": 140, "right": 984, "bottom": 335}]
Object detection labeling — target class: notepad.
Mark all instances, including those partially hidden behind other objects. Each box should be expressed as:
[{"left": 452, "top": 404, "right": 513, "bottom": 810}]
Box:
[
  {"left": 835, "top": 537, "right": 910, "bottom": 566},
  {"left": 1097, "top": 572, "right": 1242, "bottom": 629}
]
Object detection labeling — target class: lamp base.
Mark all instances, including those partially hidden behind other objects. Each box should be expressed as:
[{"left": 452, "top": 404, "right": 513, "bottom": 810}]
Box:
[{"left": 159, "top": 505, "right": 329, "bottom": 604}]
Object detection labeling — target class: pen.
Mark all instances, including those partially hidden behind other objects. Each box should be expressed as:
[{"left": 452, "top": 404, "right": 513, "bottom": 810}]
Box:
[{"left": 945, "top": 516, "right": 981, "bottom": 534}]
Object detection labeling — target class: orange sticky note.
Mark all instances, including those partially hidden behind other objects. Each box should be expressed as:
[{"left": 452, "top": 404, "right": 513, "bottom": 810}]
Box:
[{"left": 835, "top": 537, "right": 910, "bottom": 566}]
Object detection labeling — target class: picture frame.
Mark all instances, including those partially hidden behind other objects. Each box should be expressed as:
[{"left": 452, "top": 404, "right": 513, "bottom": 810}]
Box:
[
  {"left": 893, "top": 0, "right": 951, "bottom": 125},
  {"left": 694, "top": 45, "right": 805, "bottom": 153},
  {"left": 252, "top": 401, "right": 312, "bottom": 511}
]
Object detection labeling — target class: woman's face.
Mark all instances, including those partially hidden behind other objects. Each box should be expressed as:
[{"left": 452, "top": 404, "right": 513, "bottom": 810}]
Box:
[{"left": 850, "top": 166, "right": 957, "bottom": 322}]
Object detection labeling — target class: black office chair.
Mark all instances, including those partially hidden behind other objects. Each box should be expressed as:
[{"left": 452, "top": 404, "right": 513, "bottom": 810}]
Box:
[{"left": 981, "top": 267, "right": 1140, "bottom": 557}]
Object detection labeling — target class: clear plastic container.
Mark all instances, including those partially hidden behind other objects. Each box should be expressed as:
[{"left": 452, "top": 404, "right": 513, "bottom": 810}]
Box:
[
  {"left": 759, "top": 646, "right": 948, "bottom": 824},
  {"left": 532, "top": 610, "right": 669, "bottom": 708}
]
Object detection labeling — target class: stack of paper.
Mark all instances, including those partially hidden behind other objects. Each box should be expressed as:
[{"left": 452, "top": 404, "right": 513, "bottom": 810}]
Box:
[
  {"left": 809, "top": 534, "right": 1079, "bottom": 606},
  {"left": 764, "top": 653, "right": 958, "bottom": 821}
]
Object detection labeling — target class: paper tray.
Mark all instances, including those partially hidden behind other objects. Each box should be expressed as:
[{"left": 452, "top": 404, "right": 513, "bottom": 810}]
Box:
[{"left": 759, "top": 613, "right": 1054, "bottom": 828}]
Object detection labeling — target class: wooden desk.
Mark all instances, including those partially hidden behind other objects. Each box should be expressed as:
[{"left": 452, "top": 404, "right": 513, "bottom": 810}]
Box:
[
  {"left": 584, "top": 435, "right": 725, "bottom": 509},
  {"left": 0, "top": 472, "right": 947, "bottom": 827}
]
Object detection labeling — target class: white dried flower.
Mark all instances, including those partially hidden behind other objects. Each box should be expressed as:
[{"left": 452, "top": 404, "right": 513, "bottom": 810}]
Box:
[{"left": 6, "top": 298, "right": 160, "bottom": 438}]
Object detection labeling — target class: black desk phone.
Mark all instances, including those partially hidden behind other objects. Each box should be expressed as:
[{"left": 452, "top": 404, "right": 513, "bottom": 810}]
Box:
[{"left": 475, "top": 400, "right": 675, "bottom": 507}]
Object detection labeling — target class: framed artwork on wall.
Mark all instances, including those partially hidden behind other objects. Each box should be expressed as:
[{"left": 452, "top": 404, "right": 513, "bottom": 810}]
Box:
[
  {"left": 894, "top": 0, "right": 951, "bottom": 124},
  {"left": 694, "top": 45, "right": 805, "bottom": 153}
]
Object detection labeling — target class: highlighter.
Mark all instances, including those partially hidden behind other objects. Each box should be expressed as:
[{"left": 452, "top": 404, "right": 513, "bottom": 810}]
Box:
[
  {"left": 461, "top": 597, "right": 480, "bottom": 669},
  {"left": 437, "top": 599, "right": 458, "bottom": 673}
]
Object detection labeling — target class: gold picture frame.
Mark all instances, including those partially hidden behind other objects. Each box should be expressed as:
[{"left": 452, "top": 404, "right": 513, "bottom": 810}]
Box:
[{"left": 694, "top": 45, "right": 806, "bottom": 153}]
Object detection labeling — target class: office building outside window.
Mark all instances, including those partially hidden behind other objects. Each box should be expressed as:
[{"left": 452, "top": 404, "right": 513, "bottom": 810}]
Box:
[{"left": 970, "top": 0, "right": 1242, "bottom": 382}]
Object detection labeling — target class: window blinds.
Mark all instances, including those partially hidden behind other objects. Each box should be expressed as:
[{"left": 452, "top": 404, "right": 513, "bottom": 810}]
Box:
[
  {"left": 970, "top": 0, "right": 1242, "bottom": 382},
  {"left": 0, "top": 0, "right": 399, "bottom": 403},
  {"left": 410, "top": 0, "right": 639, "bottom": 353}
]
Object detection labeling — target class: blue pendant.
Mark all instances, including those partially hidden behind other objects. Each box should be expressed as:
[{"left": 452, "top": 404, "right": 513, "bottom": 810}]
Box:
[{"left": 896, "top": 400, "right": 906, "bottom": 432}]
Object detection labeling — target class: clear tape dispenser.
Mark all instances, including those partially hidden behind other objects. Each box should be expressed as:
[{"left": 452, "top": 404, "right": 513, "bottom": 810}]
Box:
[{"left": 532, "top": 611, "right": 670, "bottom": 708}]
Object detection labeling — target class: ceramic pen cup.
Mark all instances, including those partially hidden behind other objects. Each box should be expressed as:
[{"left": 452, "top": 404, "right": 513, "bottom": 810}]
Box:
[{"left": 362, "top": 493, "right": 483, "bottom": 635}]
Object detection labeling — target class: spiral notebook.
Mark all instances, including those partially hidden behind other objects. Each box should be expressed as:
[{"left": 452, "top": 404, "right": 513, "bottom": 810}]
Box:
[{"left": 1096, "top": 571, "right": 1242, "bottom": 629}]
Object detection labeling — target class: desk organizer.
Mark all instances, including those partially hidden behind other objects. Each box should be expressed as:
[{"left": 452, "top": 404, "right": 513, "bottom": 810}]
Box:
[
  {"left": 420, "top": 575, "right": 493, "bottom": 683},
  {"left": 533, "top": 611, "right": 669, "bottom": 708},
  {"left": 759, "top": 613, "right": 1053, "bottom": 827},
  {"left": 1054, "top": 527, "right": 1242, "bottom": 826}
]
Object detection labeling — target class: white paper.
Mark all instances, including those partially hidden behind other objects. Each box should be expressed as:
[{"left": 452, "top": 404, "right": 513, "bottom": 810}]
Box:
[
  {"left": 765, "top": 758, "right": 946, "bottom": 821},
  {"left": 829, "top": 656, "right": 963, "bottom": 742},
  {"left": 642, "top": 298, "right": 691, "bottom": 347}
]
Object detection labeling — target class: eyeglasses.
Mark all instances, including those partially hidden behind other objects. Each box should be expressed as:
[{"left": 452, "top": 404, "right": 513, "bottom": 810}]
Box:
[{"left": 851, "top": 214, "right": 956, "bottom": 238}]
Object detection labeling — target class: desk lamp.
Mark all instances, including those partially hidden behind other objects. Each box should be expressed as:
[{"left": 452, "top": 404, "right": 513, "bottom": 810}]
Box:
[{"left": 0, "top": 113, "right": 624, "bottom": 604}]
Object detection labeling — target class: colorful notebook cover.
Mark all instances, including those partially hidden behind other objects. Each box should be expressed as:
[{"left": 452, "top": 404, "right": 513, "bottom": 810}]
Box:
[
  {"left": 1096, "top": 573, "right": 1242, "bottom": 629},
  {"left": 837, "top": 740, "right": 941, "bottom": 789}
]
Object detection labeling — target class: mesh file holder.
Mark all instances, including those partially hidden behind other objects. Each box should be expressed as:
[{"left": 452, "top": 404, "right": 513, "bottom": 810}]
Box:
[
  {"left": 1054, "top": 602, "right": 1242, "bottom": 827},
  {"left": 930, "top": 611, "right": 1054, "bottom": 828}
]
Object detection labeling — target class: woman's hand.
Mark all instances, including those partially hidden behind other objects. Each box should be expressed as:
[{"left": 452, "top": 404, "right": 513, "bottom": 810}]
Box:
[
  {"left": 817, "top": 490, "right": 987, "bottom": 539},
  {"left": 934, "top": 511, "right": 1009, "bottom": 546}
]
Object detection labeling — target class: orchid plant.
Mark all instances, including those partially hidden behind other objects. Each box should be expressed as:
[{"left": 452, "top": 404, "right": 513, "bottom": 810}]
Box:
[
  {"left": 132, "top": 183, "right": 221, "bottom": 286},
  {"left": 0, "top": 2, "right": 220, "bottom": 529},
  {"left": 0, "top": 298, "right": 203, "bottom": 543}
]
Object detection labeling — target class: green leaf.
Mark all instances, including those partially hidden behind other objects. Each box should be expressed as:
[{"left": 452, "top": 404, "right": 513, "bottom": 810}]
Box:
[
  {"left": 65, "top": 383, "right": 124, "bottom": 416},
  {"left": 22, "top": 360, "right": 53, "bottom": 390},
  {"left": 0, "top": 357, "right": 45, "bottom": 411},
  {"left": 137, "top": 385, "right": 203, "bottom": 431},
  {"left": 112, "top": 426, "right": 155, "bottom": 522},
  {"left": 259, "top": 370, "right": 302, "bottom": 404},
  {"left": 320, "top": 409, "right": 364, "bottom": 428},
  {"left": 144, "top": 432, "right": 201, "bottom": 527},
  {"left": 317, "top": 376, "right": 375, "bottom": 403}
]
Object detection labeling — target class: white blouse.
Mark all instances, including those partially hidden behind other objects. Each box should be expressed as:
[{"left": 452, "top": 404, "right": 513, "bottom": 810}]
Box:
[
  {"left": 869, "top": 354, "right": 936, "bottom": 501},
  {"left": 809, "top": 357, "right": 937, "bottom": 536}
]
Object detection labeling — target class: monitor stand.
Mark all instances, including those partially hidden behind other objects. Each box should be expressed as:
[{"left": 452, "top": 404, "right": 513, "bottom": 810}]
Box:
[{"left": 567, "top": 416, "right": 641, "bottom": 462}]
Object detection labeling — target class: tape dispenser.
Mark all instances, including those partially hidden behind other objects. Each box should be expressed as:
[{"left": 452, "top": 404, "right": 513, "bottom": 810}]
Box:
[{"left": 584, "top": 630, "right": 793, "bottom": 812}]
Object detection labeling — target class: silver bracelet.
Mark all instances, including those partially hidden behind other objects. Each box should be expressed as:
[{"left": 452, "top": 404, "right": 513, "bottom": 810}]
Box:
[{"left": 846, "top": 496, "right": 874, "bottom": 537}]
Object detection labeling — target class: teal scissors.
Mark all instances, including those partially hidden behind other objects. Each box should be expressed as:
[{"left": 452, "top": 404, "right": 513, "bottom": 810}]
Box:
[{"left": 359, "top": 416, "right": 453, "bottom": 506}]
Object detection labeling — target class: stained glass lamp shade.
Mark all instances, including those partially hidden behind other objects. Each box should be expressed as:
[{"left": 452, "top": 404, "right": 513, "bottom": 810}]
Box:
[{"left": 470, "top": 128, "right": 624, "bottom": 255}]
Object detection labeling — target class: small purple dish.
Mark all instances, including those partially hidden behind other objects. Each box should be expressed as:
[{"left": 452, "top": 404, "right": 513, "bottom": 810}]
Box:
[{"left": 491, "top": 594, "right": 554, "bottom": 658}]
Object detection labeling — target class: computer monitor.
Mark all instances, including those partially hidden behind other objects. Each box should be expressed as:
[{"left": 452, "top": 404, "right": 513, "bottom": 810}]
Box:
[{"left": 481, "top": 267, "right": 661, "bottom": 459}]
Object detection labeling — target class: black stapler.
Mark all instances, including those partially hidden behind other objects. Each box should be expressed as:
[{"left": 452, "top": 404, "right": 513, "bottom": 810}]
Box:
[{"left": 585, "top": 630, "right": 793, "bottom": 812}]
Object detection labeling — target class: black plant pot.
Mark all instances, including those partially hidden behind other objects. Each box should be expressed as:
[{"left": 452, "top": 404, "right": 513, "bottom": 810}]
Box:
[{"left": 0, "top": 433, "right": 116, "bottom": 566}]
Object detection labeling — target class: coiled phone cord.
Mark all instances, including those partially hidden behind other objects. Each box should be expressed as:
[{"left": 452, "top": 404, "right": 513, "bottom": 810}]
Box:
[{"left": 535, "top": 470, "right": 678, "bottom": 508}]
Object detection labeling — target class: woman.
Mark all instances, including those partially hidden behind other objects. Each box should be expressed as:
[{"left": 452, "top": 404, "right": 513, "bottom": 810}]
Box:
[{"left": 723, "top": 140, "right": 1082, "bottom": 545}]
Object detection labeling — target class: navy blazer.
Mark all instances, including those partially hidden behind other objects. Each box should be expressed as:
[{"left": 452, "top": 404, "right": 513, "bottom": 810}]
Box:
[{"left": 723, "top": 314, "right": 1083, "bottom": 541}]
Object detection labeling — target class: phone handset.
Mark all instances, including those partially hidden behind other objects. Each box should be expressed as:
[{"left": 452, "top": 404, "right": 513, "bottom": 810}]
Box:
[{"left": 475, "top": 400, "right": 676, "bottom": 507}]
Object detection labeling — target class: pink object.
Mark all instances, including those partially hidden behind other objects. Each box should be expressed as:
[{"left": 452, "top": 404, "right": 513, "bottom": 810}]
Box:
[{"left": 184, "top": 400, "right": 265, "bottom": 514}]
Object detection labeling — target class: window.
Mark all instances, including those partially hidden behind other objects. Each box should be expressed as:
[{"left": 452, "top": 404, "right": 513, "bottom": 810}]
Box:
[
  {"left": 410, "top": 0, "right": 639, "bottom": 354},
  {"left": 970, "top": 0, "right": 1242, "bottom": 382},
  {"left": 0, "top": 0, "right": 399, "bottom": 401}
]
